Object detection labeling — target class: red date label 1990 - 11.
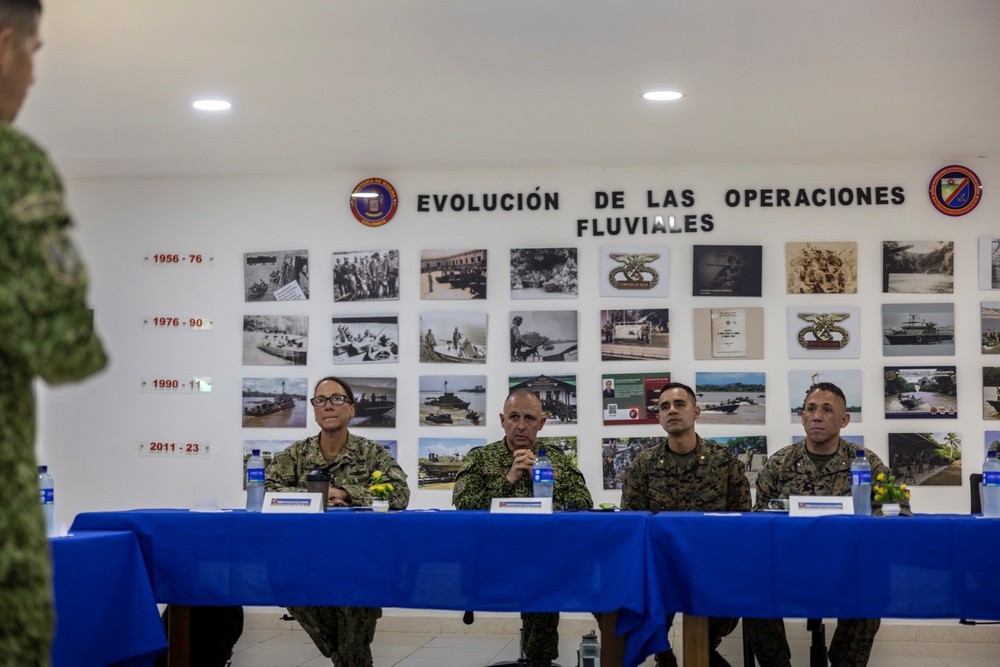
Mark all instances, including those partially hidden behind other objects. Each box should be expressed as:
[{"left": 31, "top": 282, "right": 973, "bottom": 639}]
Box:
[
  {"left": 140, "top": 377, "right": 212, "bottom": 393},
  {"left": 138, "top": 441, "right": 209, "bottom": 458},
  {"left": 142, "top": 252, "right": 214, "bottom": 266}
]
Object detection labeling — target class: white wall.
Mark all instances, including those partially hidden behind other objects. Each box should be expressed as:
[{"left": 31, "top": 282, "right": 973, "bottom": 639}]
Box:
[{"left": 36, "top": 159, "right": 998, "bottom": 523}]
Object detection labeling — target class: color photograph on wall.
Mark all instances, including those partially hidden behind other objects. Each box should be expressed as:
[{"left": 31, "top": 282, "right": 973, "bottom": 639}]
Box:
[
  {"left": 509, "top": 310, "right": 578, "bottom": 362},
  {"left": 510, "top": 247, "right": 578, "bottom": 299},
  {"left": 788, "top": 370, "right": 862, "bottom": 423},
  {"left": 883, "top": 366, "right": 957, "bottom": 419},
  {"left": 332, "top": 314, "right": 399, "bottom": 364},
  {"left": 977, "top": 237, "right": 1000, "bottom": 290},
  {"left": 786, "top": 306, "right": 860, "bottom": 359},
  {"left": 333, "top": 249, "right": 399, "bottom": 302},
  {"left": 882, "top": 303, "right": 955, "bottom": 356},
  {"left": 509, "top": 374, "right": 577, "bottom": 424},
  {"left": 785, "top": 241, "right": 857, "bottom": 294},
  {"left": 598, "top": 245, "right": 669, "bottom": 297},
  {"left": 695, "top": 372, "right": 766, "bottom": 425},
  {"left": 692, "top": 308, "right": 764, "bottom": 360},
  {"left": 419, "top": 375, "right": 487, "bottom": 427},
  {"left": 342, "top": 376, "right": 397, "bottom": 428},
  {"left": 981, "top": 302, "right": 1000, "bottom": 354},
  {"left": 982, "top": 367, "right": 1000, "bottom": 420},
  {"left": 242, "top": 315, "right": 308, "bottom": 366},
  {"left": 600, "top": 309, "right": 669, "bottom": 361},
  {"left": 986, "top": 432, "right": 1000, "bottom": 457},
  {"left": 882, "top": 241, "right": 954, "bottom": 294},
  {"left": 417, "top": 437, "right": 486, "bottom": 490},
  {"left": 538, "top": 436, "right": 578, "bottom": 468},
  {"left": 706, "top": 435, "right": 768, "bottom": 487},
  {"left": 601, "top": 437, "right": 666, "bottom": 490},
  {"left": 419, "top": 311, "right": 487, "bottom": 363},
  {"left": 241, "top": 377, "right": 307, "bottom": 428},
  {"left": 691, "top": 245, "right": 763, "bottom": 297},
  {"left": 420, "top": 248, "right": 486, "bottom": 300},
  {"left": 243, "top": 249, "right": 309, "bottom": 301},
  {"left": 887, "top": 432, "right": 962, "bottom": 486},
  {"left": 601, "top": 372, "right": 670, "bottom": 425}
]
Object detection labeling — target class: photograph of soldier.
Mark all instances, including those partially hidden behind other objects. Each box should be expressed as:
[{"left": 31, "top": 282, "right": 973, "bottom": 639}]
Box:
[
  {"left": 882, "top": 241, "right": 954, "bottom": 294},
  {"left": 982, "top": 367, "right": 1000, "bottom": 419},
  {"left": 786, "top": 305, "right": 860, "bottom": 359},
  {"left": 241, "top": 377, "right": 308, "bottom": 428},
  {"left": 788, "top": 370, "right": 862, "bottom": 423},
  {"left": 420, "top": 248, "right": 486, "bottom": 299},
  {"left": 509, "top": 310, "right": 578, "bottom": 362},
  {"left": 417, "top": 437, "right": 485, "bottom": 489},
  {"left": 704, "top": 435, "right": 768, "bottom": 488},
  {"left": 601, "top": 437, "right": 665, "bottom": 490},
  {"left": 510, "top": 247, "right": 578, "bottom": 299},
  {"left": 243, "top": 249, "right": 309, "bottom": 301},
  {"left": 887, "top": 432, "right": 962, "bottom": 486},
  {"left": 332, "top": 314, "right": 399, "bottom": 365},
  {"left": 419, "top": 375, "right": 487, "bottom": 427},
  {"left": 242, "top": 315, "right": 308, "bottom": 366},
  {"left": 882, "top": 302, "right": 955, "bottom": 356},
  {"left": 419, "top": 311, "right": 487, "bottom": 363},
  {"left": 600, "top": 309, "right": 669, "bottom": 360},
  {"left": 694, "top": 371, "right": 766, "bottom": 425},
  {"left": 692, "top": 244, "right": 762, "bottom": 297},
  {"left": 333, "top": 249, "right": 399, "bottom": 302},
  {"left": 883, "top": 365, "right": 957, "bottom": 419},
  {"left": 341, "top": 376, "right": 397, "bottom": 428},
  {"left": 509, "top": 374, "right": 577, "bottom": 424},
  {"left": 785, "top": 241, "right": 856, "bottom": 294},
  {"left": 981, "top": 302, "right": 1000, "bottom": 354},
  {"left": 599, "top": 245, "right": 669, "bottom": 297}
]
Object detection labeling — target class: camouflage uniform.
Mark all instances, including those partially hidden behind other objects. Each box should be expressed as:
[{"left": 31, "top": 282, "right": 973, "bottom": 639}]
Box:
[
  {"left": 620, "top": 436, "right": 750, "bottom": 665},
  {"left": 745, "top": 438, "right": 909, "bottom": 667},
  {"left": 266, "top": 432, "right": 409, "bottom": 666},
  {"left": 0, "top": 124, "right": 108, "bottom": 666},
  {"left": 452, "top": 438, "right": 593, "bottom": 660}
]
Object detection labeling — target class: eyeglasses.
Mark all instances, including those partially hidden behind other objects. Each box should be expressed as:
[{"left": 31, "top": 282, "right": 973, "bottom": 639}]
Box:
[{"left": 310, "top": 394, "right": 351, "bottom": 407}]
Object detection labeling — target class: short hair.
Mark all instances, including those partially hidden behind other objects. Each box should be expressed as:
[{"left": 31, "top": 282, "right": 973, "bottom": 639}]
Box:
[
  {"left": 657, "top": 382, "right": 697, "bottom": 404},
  {"left": 504, "top": 387, "right": 541, "bottom": 409},
  {"left": 313, "top": 376, "right": 355, "bottom": 404},
  {"left": 0, "top": 1, "right": 41, "bottom": 33},
  {"left": 803, "top": 382, "right": 846, "bottom": 409}
]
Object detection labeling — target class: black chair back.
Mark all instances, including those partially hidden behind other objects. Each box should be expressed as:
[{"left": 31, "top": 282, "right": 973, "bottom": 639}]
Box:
[{"left": 970, "top": 473, "right": 983, "bottom": 514}]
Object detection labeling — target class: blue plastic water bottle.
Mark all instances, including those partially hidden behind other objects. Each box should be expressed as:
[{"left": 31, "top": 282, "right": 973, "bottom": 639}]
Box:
[
  {"left": 850, "top": 449, "right": 871, "bottom": 516},
  {"left": 983, "top": 450, "right": 1000, "bottom": 518},
  {"left": 246, "top": 450, "right": 265, "bottom": 512},
  {"left": 37, "top": 465, "right": 55, "bottom": 537},
  {"left": 532, "top": 448, "right": 554, "bottom": 498}
]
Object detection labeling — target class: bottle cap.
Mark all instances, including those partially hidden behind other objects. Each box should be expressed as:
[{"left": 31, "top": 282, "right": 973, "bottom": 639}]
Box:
[
  {"left": 990, "top": 450, "right": 998, "bottom": 458},
  {"left": 537, "top": 448, "right": 546, "bottom": 456},
  {"left": 37, "top": 465, "right": 47, "bottom": 473},
  {"left": 855, "top": 449, "right": 865, "bottom": 457},
  {"left": 252, "top": 449, "right": 261, "bottom": 456}
]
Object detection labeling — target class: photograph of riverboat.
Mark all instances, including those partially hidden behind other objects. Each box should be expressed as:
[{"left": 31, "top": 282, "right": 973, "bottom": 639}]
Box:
[
  {"left": 419, "top": 311, "right": 487, "bottom": 363},
  {"left": 882, "top": 303, "right": 955, "bottom": 356},
  {"left": 600, "top": 309, "right": 669, "bottom": 361},
  {"left": 419, "top": 375, "right": 487, "bottom": 427},
  {"left": 788, "top": 370, "right": 862, "bottom": 423},
  {"left": 242, "top": 377, "right": 307, "bottom": 428},
  {"left": 333, "top": 314, "right": 398, "bottom": 364},
  {"left": 420, "top": 249, "right": 486, "bottom": 300},
  {"left": 243, "top": 315, "right": 308, "bottom": 366},
  {"left": 884, "top": 366, "right": 957, "bottom": 419},
  {"left": 243, "top": 249, "right": 309, "bottom": 301},
  {"left": 510, "top": 247, "right": 577, "bottom": 299},
  {"left": 981, "top": 302, "right": 1000, "bottom": 354},
  {"left": 694, "top": 372, "right": 766, "bottom": 425},
  {"left": 343, "top": 377, "right": 397, "bottom": 428},
  {"left": 882, "top": 241, "right": 954, "bottom": 294},
  {"left": 418, "top": 437, "right": 485, "bottom": 490}
]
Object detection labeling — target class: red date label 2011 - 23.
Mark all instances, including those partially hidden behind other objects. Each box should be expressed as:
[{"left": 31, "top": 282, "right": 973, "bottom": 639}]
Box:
[
  {"left": 142, "top": 316, "right": 213, "bottom": 331},
  {"left": 142, "top": 253, "right": 214, "bottom": 266},
  {"left": 138, "top": 441, "right": 210, "bottom": 458}
]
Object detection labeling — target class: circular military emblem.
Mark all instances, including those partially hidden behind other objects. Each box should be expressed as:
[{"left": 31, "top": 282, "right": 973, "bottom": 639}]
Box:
[
  {"left": 350, "top": 178, "right": 398, "bottom": 226},
  {"left": 928, "top": 165, "right": 982, "bottom": 216}
]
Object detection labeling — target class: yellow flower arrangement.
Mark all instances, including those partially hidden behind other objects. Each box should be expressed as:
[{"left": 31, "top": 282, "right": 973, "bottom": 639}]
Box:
[
  {"left": 369, "top": 470, "right": 394, "bottom": 501},
  {"left": 873, "top": 472, "right": 910, "bottom": 504}
]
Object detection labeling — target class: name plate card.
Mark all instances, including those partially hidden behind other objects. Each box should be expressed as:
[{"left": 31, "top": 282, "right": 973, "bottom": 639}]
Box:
[
  {"left": 788, "top": 495, "right": 853, "bottom": 516},
  {"left": 143, "top": 252, "right": 214, "bottom": 267},
  {"left": 138, "top": 441, "right": 210, "bottom": 458},
  {"left": 489, "top": 497, "right": 553, "bottom": 514},
  {"left": 142, "top": 316, "right": 214, "bottom": 331},
  {"left": 263, "top": 492, "right": 325, "bottom": 514},
  {"left": 141, "top": 377, "right": 212, "bottom": 393}
]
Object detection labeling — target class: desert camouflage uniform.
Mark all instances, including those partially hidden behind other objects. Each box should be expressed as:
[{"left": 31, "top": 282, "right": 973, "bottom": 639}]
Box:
[
  {"left": 452, "top": 438, "right": 593, "bottom": 660},
  {"left": 0, "top": 123, "right": 108, "bottom": 666},
  {"left": 266, "top": 432, "right": 409, "bottom": 666},
  {"left": 745, "top": 438, "right": 909, "bottom": 667},
  {"left": 620, "top": 436, "right": 750, "bottom": 665}
]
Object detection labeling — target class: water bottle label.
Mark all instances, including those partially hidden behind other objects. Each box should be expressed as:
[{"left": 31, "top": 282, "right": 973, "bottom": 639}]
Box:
[
  {"left": 247, "top": 468, "right": 265, "bottom": 483},
  {"left": 985, "top": 471, "right": 1000, "bottom": 487},
  {"left": 532, "top": 468, "right": 554, "bottom": 483},
  {"left": 39, "top": 488, "right": 54, "bottom": 505},
  {"left": 852, "top": 470, "right": 871, "bottom": 486}
]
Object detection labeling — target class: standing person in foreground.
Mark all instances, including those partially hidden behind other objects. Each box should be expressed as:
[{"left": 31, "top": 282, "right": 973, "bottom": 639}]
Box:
[
  {"left": 0, "top": 1, "right": 109, "bottom": 663},
  {"left": 620, "top": 382, "right": 750, "bottom": 667},
  {"left": 745, "top": 382, "right": 911, "bottom": 667},
  {"left": 266, "top": 376, "right": 409, "bottom": 667},
  {"left": 452, "top": 388, "right": 593, "bottom": 667}
]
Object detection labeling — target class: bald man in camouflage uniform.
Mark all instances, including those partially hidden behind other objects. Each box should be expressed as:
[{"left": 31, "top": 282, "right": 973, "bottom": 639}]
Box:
[
  {"left": 0, "top": 2, "right": 109, "bottom": 664},
  {"left": 745, "top": 382, "right": 911, "bottom": 667},
  {"left": 266, "top": 376, "right": 409, "bottom": 667},
  {"left": 453, "top": 389, "right": 593, "bottom": 667},
  {"left": 621, "top": 382, "right": 750, "bottom": 667}
]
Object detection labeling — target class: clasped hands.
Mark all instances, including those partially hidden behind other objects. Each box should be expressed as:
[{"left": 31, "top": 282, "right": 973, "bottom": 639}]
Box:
[{"left": 506, "top": 448, "right": 536, "bottom": 485}]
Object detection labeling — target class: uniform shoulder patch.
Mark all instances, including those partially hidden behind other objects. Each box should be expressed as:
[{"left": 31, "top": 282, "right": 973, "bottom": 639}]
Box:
[
  {"left": 11, "top": 192, "right": 67, "bottom": 224},
  {"left": 39, "top": 229, "right": 86, "bottom": 287}
]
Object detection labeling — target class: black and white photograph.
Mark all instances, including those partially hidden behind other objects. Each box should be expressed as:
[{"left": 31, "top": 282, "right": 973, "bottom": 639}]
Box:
[
  {"left": 242, "top": 315, "right": 308, "bottom": 366},
  {"left": 510, "top": 247, "right": 578, "bottom": 299},
  {"left": 241, "top": 377, "right": 308, "bottom": 428},
  {"left": 882, "top": 303, "right": 955, "bottom": 356},
  {"left": 599, "top": 245, "right": 670, "bottom": 297},
  {"left": 601, "top": 437, "right": 665, "bottom": 490},
  {"left": 786, "top": 306, "right": 860, "bottom": 359},
  {"left": 333, "top": 249, "right": 399, "bottom": 302},
  {"left": 509, "top": 310, "right": 578, "bottom": 362},
  {"left": 419, "top": 375, "right": 487, "bottom": 427},
  {"left": 882, "top": 241, "right": 954, "bottom": 294},
  {"left": 788, "top": 370, "right": 862, "bottom": 423},
  {"left": 978, "top": 237, "right": 1000, "bottom": 290},
  {"left": 332, "top": 314, "right": 399, "bottom": 364},
  {"left": 419, "top": 312, "right": 488, "bottom": 363},
  {"left": 692, "top": 245, "right": 763, "bottom": 297},
  {"left": 600, "top": 309, "right": 669, "bottom": 361},
  {"left": 509, "top": 374, "right": 577, "bottom": 424},
  {"left": 420, "top": 249, "right": 486, "bottom": 300},
  {"left": 343, "top": 376, "right": 397, "bottom": 428},
  {"left": 243, "top": 249, "right": 309, "bottom": 301},
  {"left": 982, "top": 302, "right": 1000, "bottom": 354},
  {"left": 417, "top": 437, "right": 486, "bottom": 490},
  {"left": 707, "top": 436, "right": 768, "bottom": 487},
  {"left": 884, "top": 366, "right": 957, "bottom": 419},
  {"left": 982, "top": 367, "right": 1000, "bottom": 420},
  {"left": 785, "top": 242, "right": 857, "bottom": 294},
  {"left": 887, "top": 432, "right": 962, "bottom": 486}
]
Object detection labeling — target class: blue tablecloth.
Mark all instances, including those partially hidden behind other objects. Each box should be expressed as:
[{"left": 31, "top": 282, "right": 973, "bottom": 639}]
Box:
[{"left": 51, "top": 530, "right": 167, "bottom": 667}]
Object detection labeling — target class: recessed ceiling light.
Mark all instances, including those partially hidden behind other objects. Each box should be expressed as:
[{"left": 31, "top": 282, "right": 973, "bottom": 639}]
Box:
[
  {"left": 192, "top": 100, "right": 232, "bottom": 111},
  {"left": 642, "top": 90, "right": 684, "bottom": 101}
]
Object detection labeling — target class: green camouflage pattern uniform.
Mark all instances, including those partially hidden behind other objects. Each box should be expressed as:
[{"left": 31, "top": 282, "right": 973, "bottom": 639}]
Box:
[
  {"left": 0, "top": 123, "right": 108, "bottom": 666},
  {"left": 746, "top": 438, "right": 910, "bottom": 667},
  {"left": 266, "top": 432, "right": 409, "bottom": 667},
  {"left": 620, "top": 435, "right": 750, "bottom": 665},
  {"left": 452, "top": 438, "right": 593, "bottom": 661}
]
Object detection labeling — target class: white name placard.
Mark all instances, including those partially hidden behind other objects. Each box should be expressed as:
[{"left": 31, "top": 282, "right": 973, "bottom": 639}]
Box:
[
  {"left": 789, "top": 495, "right": 853, "bottom": 516},
  {"left": 262, "top": 492, "right": 325, "bottom": 514},
  {"left": 490, "top": 497, "right": 552, "bottom": 514}
]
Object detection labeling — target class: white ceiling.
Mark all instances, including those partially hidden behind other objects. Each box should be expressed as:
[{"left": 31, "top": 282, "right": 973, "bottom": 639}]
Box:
[{"left": 19, "top": 0, "right": 1000, "bottom": 179}]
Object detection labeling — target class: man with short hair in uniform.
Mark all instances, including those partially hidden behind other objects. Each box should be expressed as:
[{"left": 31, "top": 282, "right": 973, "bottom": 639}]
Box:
[{"left": 0, "top": 1, "right": 109, "bottom": 662}]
